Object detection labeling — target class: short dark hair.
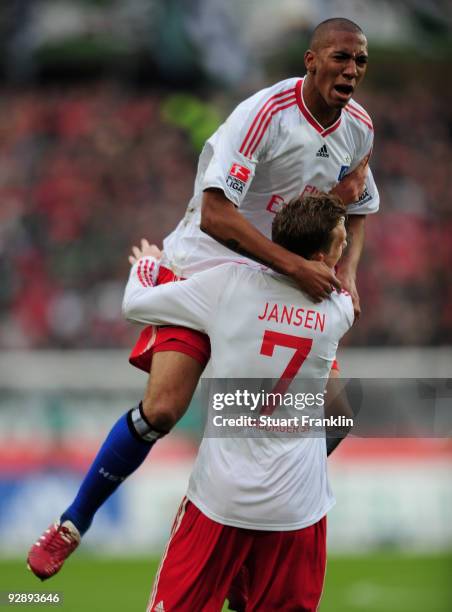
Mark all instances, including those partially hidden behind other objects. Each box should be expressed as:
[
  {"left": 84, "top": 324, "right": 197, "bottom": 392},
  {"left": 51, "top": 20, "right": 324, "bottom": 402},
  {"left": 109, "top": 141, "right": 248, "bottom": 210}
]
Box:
[
  {"left": 310, "top": 18, "right": 364, "bottom": 50},
  {"left": 272, "top": 193, "right": 346, "bottom": 259}
]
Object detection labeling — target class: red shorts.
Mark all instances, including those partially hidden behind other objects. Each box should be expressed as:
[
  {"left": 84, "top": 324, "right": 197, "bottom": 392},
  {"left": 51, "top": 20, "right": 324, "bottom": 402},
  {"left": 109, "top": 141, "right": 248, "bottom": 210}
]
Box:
[
  {"left": 129, "top": 266, "right": 211, "bottom": 372},
  {"left": 147, "top": 498, "right": 327, "bottom": 612}
]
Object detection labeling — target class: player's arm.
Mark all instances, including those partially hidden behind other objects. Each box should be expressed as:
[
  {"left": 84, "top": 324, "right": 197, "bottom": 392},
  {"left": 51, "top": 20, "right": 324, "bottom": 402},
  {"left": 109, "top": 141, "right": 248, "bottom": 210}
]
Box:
[
  {"left": 336, "top": 214, "right": 365, "bottom": 319},
  {"left": 325, "top": 294, "right": 356, "bottom": 456},
  {"left": 201, "top": 188, "right": 340, "bottom": 302},
  {"left": 122, "top": 258, "right": 224, "bottom": 331},
  {"left": 325, "top": 370, "right": 355, "bottom": 456},
  {"left": 334, "top": 143, "right": 378, "bottom": 317}
]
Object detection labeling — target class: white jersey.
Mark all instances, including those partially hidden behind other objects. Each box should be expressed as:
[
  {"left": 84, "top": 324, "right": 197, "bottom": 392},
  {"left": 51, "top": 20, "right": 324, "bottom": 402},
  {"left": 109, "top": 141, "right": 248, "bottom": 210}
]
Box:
[
  {"left": 123, "top": 259, "right": 354, "bottom": 530},
  {"left": 163, "top": 77, "right": 379, "bottom": 277}
]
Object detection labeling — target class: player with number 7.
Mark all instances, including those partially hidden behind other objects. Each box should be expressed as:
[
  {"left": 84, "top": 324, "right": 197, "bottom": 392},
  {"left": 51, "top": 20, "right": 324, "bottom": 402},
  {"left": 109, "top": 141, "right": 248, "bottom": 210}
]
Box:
[{"left": 124, "top": 193, "right": 354, "bottom": 610}]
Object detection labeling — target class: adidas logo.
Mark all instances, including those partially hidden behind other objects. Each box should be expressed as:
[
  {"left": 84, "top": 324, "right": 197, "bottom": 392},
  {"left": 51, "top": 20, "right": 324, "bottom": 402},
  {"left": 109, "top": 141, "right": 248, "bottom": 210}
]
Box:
[
  {"left": 154, "top": 602, "right": 165, "bottom": 612},
  {"left": 316, "top": 144, "right": 329, "bottom": 158}
]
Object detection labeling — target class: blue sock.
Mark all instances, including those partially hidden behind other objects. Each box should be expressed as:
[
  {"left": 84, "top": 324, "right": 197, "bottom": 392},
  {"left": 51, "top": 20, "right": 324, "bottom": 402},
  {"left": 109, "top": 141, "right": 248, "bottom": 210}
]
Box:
[{"left": 61, "top": 406, "right": 163, "bottom": 535}]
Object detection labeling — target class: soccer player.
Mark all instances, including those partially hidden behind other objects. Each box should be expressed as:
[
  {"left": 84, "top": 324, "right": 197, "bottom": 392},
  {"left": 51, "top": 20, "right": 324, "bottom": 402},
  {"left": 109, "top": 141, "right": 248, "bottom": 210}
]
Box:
[
  {"left": 28, "top": 17, "right": 378, "bottom": 580},
  {"left": 125, "top": 194, "right": 353, "bottom": 611}
]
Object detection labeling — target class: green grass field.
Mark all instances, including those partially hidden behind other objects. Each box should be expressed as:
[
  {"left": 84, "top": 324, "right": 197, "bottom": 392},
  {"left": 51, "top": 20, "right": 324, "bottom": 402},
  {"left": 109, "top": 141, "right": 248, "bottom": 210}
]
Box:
[{"left": 1, "top": 553, "right": 451, "bottom": 611}]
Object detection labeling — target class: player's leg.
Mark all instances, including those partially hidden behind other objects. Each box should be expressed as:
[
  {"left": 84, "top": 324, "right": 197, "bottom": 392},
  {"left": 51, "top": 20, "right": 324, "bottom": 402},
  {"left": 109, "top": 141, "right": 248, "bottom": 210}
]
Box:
[
  {"left": 60, "top": 351, "right": 204, "bottom": 530},
  {"left": 27, "top": 350, "right": 204, "bottom": 581},
  {"left": 141, "top": 350, "right": 202, "bottom": 431},
  {"left": 246, "top": 517, "right": 327, "bottom": 611},
  {"left": 148, "top": 500, "right": 252, "bottom": 612}
]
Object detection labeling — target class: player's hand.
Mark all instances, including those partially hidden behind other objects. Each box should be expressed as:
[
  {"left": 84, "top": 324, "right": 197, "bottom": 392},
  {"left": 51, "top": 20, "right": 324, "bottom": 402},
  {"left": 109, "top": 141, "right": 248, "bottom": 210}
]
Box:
[
  {"left": 337, "top": 270, "right": 361, "bottom": 319},
  {"left": 291, "top": 258, "right": 342, "bottom": 302},
  {"left": 330, "top": 152, "right": 370, "bottom": 205},
  {"left": 128, "top": 239, "right": 162, "bottom": 265}
]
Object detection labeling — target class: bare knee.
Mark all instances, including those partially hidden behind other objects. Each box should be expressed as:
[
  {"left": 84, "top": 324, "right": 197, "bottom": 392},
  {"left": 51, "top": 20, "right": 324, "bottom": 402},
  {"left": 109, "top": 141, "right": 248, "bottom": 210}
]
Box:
[
  {"left": 142, "top": 392, "right": 183, "bottom": 432},
  {"left": 140, "top": 351, "right": 205, "bottom": 432}
]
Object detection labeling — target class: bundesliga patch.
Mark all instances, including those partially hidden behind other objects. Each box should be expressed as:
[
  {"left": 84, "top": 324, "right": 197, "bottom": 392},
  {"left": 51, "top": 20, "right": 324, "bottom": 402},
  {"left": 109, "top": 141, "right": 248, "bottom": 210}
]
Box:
[{"left": 226, "top": 163, "right": 251, "bottom": 194}]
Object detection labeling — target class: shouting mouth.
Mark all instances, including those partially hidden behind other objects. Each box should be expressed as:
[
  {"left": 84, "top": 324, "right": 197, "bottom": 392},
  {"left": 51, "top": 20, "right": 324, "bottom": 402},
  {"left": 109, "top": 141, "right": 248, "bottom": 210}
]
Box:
[{"left": 333, "top": 84, "right": 354, "bottom": 101}]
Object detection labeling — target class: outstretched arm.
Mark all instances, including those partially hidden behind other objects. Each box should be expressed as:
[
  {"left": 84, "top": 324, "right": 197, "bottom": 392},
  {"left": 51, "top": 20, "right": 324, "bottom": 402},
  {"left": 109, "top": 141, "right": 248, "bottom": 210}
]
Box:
[{"left": 201, "top": 188, "right": 341, "bottom": 302}]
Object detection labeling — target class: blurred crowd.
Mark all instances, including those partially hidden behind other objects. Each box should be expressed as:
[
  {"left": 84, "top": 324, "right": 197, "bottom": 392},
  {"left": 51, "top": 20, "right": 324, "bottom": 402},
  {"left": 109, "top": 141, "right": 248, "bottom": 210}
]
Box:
[
  {"left": 1, "top": 81, "right": 451, "bottom": 349},
  {"left": 351, "top": 85, "right": 452, "bottom": 345},
  {"left": 0, "top": 83, "right": 196, "bottom": 349}
]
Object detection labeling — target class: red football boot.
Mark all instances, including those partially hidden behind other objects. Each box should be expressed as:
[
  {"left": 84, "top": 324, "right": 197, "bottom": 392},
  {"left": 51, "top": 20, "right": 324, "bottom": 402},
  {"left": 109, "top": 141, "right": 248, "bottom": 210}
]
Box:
[{"left": 27, "top": 521, "right": 81, "bottom": 580}]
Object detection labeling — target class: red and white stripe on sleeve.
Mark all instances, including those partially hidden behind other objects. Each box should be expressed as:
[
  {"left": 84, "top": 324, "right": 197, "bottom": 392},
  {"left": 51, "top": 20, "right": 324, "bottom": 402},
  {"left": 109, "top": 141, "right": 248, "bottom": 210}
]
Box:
[
  {"left": 239, "top": 87, "right": 298, "bottom": 159},
  {"left": 344, "top": 101, "right": 373, "bottom": 131}
]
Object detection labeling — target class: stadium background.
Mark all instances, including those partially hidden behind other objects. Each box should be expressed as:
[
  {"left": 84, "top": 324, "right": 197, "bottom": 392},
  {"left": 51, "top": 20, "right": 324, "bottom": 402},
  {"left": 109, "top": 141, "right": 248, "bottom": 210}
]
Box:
[{"left": 0, "top": 1, "right": 451, "bottom": 610}]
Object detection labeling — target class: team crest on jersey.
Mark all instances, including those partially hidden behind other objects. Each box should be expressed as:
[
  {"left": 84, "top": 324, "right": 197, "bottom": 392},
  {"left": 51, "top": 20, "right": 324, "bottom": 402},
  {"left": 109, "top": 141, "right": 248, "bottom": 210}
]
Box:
[
  {"left": 226, "top": 163, "right": 251, "bottom": 194},
  {"left": 338, "top": 165, "right": 350, "bottom": 181}
]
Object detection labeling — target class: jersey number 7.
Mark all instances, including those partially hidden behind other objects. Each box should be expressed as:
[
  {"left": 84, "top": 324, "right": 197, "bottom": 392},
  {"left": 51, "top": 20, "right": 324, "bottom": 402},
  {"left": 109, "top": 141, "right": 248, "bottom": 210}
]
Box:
[{"left": 259, "top": 330, "right": 313, "bottom": 415}]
